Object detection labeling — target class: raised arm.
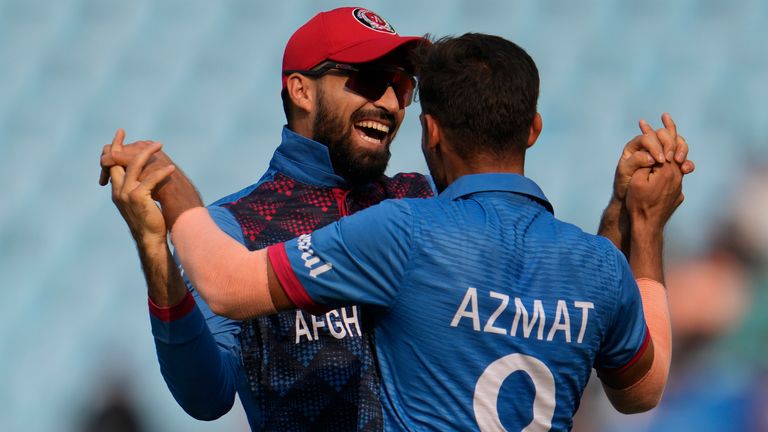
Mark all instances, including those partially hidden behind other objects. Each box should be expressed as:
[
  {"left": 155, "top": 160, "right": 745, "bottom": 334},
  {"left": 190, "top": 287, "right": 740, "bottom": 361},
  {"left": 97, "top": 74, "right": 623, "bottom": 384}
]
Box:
[
  {"left": 103, "top": 130, "right": 189, "bottom": 307},
  {"left": 101, "top": 131, "right": 243, "bottom": 420},
  {"left": 104, "top": 134, "right": 293, "bottom": 320},
  {"left": 597, "top": 156, "right": 684, "bottom": 413},
  {"left": 599, "top": 113, "right": 695, "bottom": 256}
]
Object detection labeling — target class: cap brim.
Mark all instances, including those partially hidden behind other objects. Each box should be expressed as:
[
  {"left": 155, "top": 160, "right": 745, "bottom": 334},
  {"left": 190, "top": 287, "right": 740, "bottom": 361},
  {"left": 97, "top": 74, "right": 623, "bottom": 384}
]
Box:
[{"left": 327, "top": 36, "right": 426, "bottom": 67}]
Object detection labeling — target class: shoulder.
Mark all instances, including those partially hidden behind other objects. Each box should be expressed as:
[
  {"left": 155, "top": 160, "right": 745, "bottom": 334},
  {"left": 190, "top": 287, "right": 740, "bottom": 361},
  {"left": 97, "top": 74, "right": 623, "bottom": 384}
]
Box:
[
  {"left": 547, "top": 218, "right": 627, "bottom": 279},
  {"left": 209, "top": 172, "right": 277, "bottom": 207},
  {"left": 383, "top": 172, "right": 435, "bottom": 198},
  {"left": 551, "top": 217, "right": 617, "bottom": 251},
  {"left": 204, "top": 175, "right": 278, "bottom": 241},
  {"left": 343, "top": 197, "right": 417, "bottom": 227}
]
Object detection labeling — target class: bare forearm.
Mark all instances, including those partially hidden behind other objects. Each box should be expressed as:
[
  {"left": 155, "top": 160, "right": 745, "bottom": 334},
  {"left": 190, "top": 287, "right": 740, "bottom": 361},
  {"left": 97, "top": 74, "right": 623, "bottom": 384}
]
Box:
[
  {"left": 628, "top": 222, "right": 664, "bottom": 283},
  {"left": 156, "top": 169, "right": 205, "bottom": 230},
  {"left": 170, "top": 207, "right": 276, "bottom": 319},
  {"left": 598, "top": 197, "right": 631, "bottom": 258},
  {"left": 136, "top": 239, "right": 188, "bottom": 307}
]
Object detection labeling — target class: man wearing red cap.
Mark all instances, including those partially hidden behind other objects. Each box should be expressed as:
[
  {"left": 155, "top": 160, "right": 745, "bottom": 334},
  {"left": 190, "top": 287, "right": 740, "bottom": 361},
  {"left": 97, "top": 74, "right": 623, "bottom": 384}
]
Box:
[
  {"left": 105, "top": 7, "right": 434, "bottom": 431},
  {"left": 101, "top": 7, "right": 693, "bottom": 432}
]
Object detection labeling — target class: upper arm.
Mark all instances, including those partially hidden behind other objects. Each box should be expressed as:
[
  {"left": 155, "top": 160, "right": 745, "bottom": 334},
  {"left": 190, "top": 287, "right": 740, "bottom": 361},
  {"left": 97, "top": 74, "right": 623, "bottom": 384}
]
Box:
[
  {"left": 602, "top": 276, "right": 672, "bottom": 413},
  {"left": 267, "top": 199, "right": 415, "bottom": 313},
  {"left": 595, "top": 250, "right": 651, "bottom": 388}
]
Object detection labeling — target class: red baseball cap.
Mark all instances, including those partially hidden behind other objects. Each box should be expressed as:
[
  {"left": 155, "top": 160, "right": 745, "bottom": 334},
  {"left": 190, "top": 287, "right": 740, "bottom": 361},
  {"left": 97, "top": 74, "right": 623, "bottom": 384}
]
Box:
[{"left": 282, "top": 7, "right": 425, "bottom": 88}]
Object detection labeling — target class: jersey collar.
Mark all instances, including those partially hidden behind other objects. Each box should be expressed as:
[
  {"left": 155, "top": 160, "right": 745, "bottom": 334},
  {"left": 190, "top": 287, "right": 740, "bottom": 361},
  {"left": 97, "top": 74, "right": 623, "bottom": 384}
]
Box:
[
  {"left": 438, "top": 173, "right": 554, "bottom": 214},
  {"left": 269, "top": 126, "right": 348, "bottom": 187}
]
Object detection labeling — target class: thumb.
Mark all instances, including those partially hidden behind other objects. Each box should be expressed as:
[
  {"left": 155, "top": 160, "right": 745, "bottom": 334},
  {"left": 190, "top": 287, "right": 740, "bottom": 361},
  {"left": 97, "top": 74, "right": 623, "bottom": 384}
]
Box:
[{"left": 618, "top": 150, "right": 656, "bottom": 178}]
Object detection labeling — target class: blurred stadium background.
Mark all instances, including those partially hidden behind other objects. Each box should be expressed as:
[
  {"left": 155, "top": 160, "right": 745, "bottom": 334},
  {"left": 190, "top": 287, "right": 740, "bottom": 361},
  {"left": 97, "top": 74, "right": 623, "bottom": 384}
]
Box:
[{"left": 1, "top": 0, "right": 767, "bottom": 430}]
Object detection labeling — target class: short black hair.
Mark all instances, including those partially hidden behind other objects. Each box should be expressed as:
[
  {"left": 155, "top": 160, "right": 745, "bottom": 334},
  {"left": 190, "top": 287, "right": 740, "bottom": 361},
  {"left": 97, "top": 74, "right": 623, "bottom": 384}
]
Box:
[{"left": 413, "top": 33, "right": 539, "bottom": 161}]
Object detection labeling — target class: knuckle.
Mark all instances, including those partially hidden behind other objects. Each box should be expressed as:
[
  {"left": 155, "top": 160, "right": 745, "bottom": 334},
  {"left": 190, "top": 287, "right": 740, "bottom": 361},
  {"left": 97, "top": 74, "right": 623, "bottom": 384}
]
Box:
[
  {"left": 128, "top": 189, "right": 143, "bottom": 202},
  {"left": 656, "top": 129, "right": 671, "bottom": 141},
  {"left": 624, "top": 135, "right": 642, "bottom": 151},
  {"left": 640, "top": 135, "right": 658, "bottom": 148}
]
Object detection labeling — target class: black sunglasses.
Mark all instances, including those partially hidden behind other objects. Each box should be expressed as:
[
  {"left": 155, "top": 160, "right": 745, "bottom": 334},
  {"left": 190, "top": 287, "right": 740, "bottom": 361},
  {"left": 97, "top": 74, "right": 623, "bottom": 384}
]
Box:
[{"left": 285, "top": 61, "right": 416, "bottom": 109}]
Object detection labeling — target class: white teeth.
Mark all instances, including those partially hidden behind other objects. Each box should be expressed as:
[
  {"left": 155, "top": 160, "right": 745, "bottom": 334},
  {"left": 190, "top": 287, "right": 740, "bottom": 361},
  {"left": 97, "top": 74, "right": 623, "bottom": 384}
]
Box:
[
  {"left": 355, "top": 121, "right": 390, "bottom": 133},
  {"left": 360, "top": 133, "right": 382, "bottom": 144}
]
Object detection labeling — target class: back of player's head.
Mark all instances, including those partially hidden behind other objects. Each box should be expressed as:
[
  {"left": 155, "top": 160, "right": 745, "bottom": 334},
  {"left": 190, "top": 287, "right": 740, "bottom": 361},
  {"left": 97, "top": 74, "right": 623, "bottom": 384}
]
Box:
[{"left": 414, "top": 33, "right": 539, "bottom": 160}]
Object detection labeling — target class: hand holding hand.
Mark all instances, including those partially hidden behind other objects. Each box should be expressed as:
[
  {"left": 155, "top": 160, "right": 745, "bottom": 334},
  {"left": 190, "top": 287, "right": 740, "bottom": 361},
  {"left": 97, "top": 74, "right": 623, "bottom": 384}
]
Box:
[
  {"left": 626, "top": 159, "right": 684, "bottom": 231},
  {"left": 598, "top": 113, "right": 694, "bottom": 255},
  {"left": 101, "top": 140, "right": 176, "bottom": 199},
  {"left": 106, "top": 129, "right": 176, "bottom": 247},
  {"left": 613, "top": 113, "right": 694, "bottom": 202}
]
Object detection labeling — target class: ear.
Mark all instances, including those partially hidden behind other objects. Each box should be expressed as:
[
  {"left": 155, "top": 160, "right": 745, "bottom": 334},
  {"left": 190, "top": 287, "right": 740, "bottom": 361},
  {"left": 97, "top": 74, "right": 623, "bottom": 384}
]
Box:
[
  {"left": 285, "top": 73, "right": 316, "bottom": 115},
  {"left": 527, "top": 112, "right": 543, "bottom": 149},
  {"left": 422, "top": 113, "right": 442, "bottom": 153}
]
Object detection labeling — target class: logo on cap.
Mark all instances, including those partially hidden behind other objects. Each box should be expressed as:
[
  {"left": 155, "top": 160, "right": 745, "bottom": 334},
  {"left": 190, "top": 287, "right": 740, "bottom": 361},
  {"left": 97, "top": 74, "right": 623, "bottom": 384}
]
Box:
[{"left": 352, "top": 8, "right": 396, "bottom": 34}]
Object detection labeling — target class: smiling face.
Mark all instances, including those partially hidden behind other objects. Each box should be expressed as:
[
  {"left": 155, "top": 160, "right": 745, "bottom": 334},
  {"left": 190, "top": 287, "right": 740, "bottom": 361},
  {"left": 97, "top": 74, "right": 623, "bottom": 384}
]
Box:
[{"left": 311, "top": 70, "right": 405, "bottom": 185}]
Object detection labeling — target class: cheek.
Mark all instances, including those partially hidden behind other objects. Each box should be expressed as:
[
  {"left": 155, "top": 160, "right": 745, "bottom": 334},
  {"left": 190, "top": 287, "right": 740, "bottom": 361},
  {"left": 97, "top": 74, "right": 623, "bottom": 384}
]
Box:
[{"left": 394, "top": 110, "right": 405, "bottom": 127}]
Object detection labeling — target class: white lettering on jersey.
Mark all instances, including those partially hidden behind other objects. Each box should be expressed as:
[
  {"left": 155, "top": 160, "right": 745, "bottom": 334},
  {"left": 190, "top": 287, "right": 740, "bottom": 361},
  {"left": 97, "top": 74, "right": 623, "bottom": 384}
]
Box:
[
  {"left": 311, "top": 314, "right": 326, "bottom": 340},
  {"left": 296, "top": 234, "right": 333, "bottom": 278},
  {"left": 574, "top": 301, "right": 594, "bottom": 344},
  {"left": 474, "top": 353, "right": 555, "bottom": 431},
  {"left": 450, "top": 287, "right": 480, "bottom": 330},
  {"left": 450, "top": 288, "right": 594, "bottom": 345},
  {"left": 483, "top": 291, "right": 509, "bottom": 335},
  {"left": 342, "top": 306, "right": 362, "bottom": 337},
  {"left": 327, "top": 309, "right": 347, "bottom": 339},
  {"left": 512, "top": 298, "right": 546, "bottom": 340},
  {"left": 546, "top": 300, "right": 571, "bottom": 342},
  {"left": 293, "top": 306, "right": 362, "bottom": 343},
  {"left": 295, "top": 311, "right": 312, "bottom": 343}
]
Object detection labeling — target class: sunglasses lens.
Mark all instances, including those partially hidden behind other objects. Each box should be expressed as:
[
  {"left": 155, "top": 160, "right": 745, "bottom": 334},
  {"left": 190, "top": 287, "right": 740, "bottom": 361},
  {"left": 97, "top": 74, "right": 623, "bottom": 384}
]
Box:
[
  {"left": 345, "top": 71, "right": 390, "bottom": 102},
  {"left": 392, "top": 72, "right": 415, "bottom": 108},
  {"left": 345, "top": 69, "right": 415, "bottom": 108}
]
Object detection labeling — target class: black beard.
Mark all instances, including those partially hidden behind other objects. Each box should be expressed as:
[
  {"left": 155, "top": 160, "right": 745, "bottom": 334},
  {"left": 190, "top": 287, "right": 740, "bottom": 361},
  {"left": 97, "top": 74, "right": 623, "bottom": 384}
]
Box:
[{"left": 312, "top": 92, "right": 395, "bottom": 186}]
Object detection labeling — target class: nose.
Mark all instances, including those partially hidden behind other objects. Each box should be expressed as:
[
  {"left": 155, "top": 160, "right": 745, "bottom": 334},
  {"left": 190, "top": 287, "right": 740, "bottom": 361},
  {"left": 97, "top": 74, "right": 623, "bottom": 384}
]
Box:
[{"left": 373, "top": 85, "right": 402, "bottom": 113}]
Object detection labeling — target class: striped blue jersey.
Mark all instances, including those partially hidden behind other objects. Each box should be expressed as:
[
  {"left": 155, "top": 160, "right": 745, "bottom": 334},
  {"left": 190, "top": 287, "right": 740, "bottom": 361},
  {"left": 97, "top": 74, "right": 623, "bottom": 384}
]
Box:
[
  {"left": 150, "top": 127, "right": 434, "bottom": 431},
  {"left": 269, "top": 173, "right": 648, "bottom": 431}
]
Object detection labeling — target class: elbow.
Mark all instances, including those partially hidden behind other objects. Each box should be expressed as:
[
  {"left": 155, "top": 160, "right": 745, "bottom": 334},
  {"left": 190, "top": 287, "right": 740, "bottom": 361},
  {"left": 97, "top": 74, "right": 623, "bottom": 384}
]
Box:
[
  {"left": 603, "top": 372, "right": 667, "bottom": 414},
  {"left": 172, "top": 385, "right": 235, "bottom": 421},
  {"left": 181, "top": 397, "right": 234, "bottom": 421},
  {"left": 193, "top": 277, "right": 242, "bottom": 320},
  {"left": 205, "top": 288, "right": 253, "bottom": 320},
  {"left": 185, "top": 406, "right": 228, "bottom": 422},
  {"left": 613, "top": 391, "right": 663, "bottom": 414},
  {"left": 207, "top": 297, "right": 245, "bottom": 320}
]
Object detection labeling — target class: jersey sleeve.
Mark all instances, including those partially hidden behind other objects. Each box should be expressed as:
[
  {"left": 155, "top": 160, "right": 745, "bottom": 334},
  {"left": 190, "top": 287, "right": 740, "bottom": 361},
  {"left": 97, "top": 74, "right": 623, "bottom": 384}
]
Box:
[
  {"left": 268, "top": 199, "right": 415, "bottom": 315},
  {"left": 149, "top": 205, "right": 249, "bottom": 420},
  {"left": 595, "top": 249, "right": 649, "bottom": 370}
]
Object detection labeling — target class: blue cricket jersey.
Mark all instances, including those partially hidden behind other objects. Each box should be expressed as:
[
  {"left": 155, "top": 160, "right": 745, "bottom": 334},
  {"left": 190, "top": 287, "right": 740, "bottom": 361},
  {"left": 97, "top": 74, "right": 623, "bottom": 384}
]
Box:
[
  {"left": 269, "top": 173, "right": 648, "bottom": 431},
  {"left": 149, "top": 127, "right": 433, "bottom": 431}
]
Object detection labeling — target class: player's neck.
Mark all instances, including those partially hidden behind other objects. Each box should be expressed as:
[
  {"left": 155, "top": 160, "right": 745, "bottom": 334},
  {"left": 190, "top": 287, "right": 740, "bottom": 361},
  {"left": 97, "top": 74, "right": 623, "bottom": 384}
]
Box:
[{"left": 442, "top": 150, "right": 526, "bottom": 186}]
